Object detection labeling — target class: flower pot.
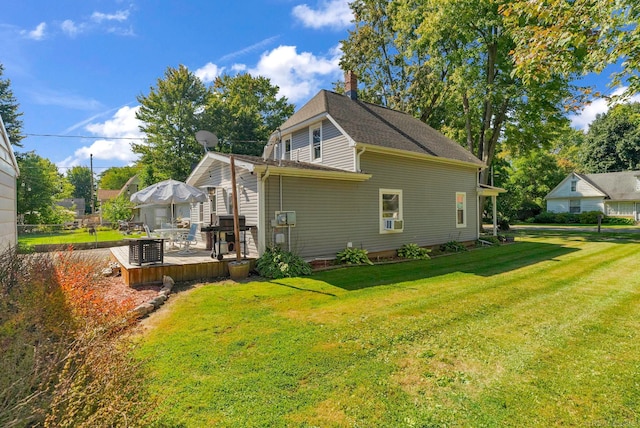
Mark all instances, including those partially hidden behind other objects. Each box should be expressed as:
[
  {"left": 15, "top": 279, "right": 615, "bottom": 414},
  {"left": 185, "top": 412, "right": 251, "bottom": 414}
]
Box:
[{"left": 228, "top": 260, "right": 250, "bottom": 281}]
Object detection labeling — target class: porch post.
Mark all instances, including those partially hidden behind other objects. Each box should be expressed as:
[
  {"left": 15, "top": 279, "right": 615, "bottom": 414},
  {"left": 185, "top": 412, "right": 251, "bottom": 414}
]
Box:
[{"left": 492, "top": 195, "right": 498, "bottom": 236}]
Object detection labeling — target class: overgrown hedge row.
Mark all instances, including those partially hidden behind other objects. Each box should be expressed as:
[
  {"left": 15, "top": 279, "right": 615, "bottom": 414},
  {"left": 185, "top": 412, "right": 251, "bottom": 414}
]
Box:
[{"left": 529, "top": 210, "right": 635, "bottom": 225}]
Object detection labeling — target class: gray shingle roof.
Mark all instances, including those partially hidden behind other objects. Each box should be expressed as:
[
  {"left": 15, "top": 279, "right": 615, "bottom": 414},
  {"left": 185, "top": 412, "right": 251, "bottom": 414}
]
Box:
[
  {"left": 280, "top": 90, "right": 484, "bottom": 167},
  {"left": 581, "top": 171, "right": 640, "bottom": 200}
]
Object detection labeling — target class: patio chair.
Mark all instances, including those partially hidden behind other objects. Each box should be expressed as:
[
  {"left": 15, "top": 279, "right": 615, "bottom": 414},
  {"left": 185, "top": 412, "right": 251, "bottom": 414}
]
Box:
[
  {"left": 144, "top": 224, "right": 161, "bottom": 239},
  {"left": 175, "top": 223, "right": 198, "bottom": 254}
]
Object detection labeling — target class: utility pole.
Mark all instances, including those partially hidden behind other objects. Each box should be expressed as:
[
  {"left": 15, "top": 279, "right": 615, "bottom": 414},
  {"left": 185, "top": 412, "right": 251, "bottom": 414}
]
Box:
[{"left": 90, "top": 154, "right": 95, "bottom": 214}]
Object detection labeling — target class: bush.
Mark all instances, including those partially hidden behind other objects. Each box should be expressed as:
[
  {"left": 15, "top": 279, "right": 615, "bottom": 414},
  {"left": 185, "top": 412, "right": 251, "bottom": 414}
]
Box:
[
  {"left": 533, "top": 211, "right": 557, "bottom": 223},
  {"left": 336, "top": 247, "right": 373, "bottom": 265},
  {"left": 0, "top": 248, "right": 151, "bottom": 427},
  {"left": 477, "top": 235, "right": 501, "bottom": 246},
  {"left": 440, "top": 241, "right": 468, "bottom": 253},
  {"left": 397, "top": 243, "right": 431, "bottom": 260},
  {"left": 603, "top": 216, "right": 635, "bottom": 225},
  {"left": 579, "top": 211, "right": 603, "bottom": 224},
  {"left": 256, "top": 246, "right": 312, "bottom": 279},
  {"left": 555, "top": 212, "right": 580, "bottom": 224}
]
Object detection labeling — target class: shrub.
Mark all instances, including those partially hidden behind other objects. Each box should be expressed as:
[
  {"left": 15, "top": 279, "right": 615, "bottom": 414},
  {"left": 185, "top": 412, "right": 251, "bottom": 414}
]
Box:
[
  {"left": 440, "top": 241, "right": 468, "bottom": 253},
  {"left": 397, "top": 243, "right": 431, "bottom": 260},
  {"left": 578, "top": 211, "right": 603, "bottom": 224},
  {"left": 256, "top": 246, "right": 312, "bottom": 279},
  {"left": 498, "top": 218, "right": 510, "bottom": 231},
  {"left": 477, "top": 235, "right": 501, "bottom": 246},
  {"left": 336, "top": 247, "right": 373, "bottom": 265},
  {"left": 555, "top": 212, "right": 580, "bottom": 224},
  {"left": 533, "top": 211, "right": 557, "bottom": 223},
  {"left": 603, "top": 216, "right": 635, "bottom": 225},
  {"left": 0, "top": 248, "right": 150, "bottom": 427}
]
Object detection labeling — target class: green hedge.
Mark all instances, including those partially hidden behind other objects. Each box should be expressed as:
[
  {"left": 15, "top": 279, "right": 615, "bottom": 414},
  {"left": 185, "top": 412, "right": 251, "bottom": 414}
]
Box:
[{"left": 531, "top": 210, "right": 635, "bottom": 225}]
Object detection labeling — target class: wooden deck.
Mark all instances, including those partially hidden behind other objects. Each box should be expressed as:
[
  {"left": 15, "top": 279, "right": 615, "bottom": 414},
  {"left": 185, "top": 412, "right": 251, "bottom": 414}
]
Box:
[{"left": 110, "top": 242, "right": 256, "bottom": 286}]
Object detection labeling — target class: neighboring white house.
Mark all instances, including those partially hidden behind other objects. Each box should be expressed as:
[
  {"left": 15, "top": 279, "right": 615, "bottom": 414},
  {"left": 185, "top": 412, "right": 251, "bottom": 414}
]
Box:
[
  {"left": 0, "top": 114, "right": 20, "bottom": 249},
  {"left": 546, "top": 171, "right": 640, "bottom": 220}
]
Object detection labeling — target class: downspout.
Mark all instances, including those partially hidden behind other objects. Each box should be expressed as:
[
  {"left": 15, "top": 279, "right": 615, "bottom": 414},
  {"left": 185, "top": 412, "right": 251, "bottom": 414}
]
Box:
[
  {"left": 477, "top": 169, "right": 481, "bottom": 238},
  {"left": 257, "top": 168, "right": 270, "bottom": 256},
  {"left": 356, "top": 146, "right": 366, "bottom": 172}
]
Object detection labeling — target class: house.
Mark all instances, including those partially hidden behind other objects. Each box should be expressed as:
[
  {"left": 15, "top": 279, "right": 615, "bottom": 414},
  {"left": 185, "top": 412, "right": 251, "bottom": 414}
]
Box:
[
  {"left": 187, "top": 72, "right": 501, "bottom": 260},
  {"left": 546, "top": 171, "right": 640, "bottom": 221},
  {"left": 0, "top": 114, "right": 20, "bottom": 249},
  {"left": 56, "top": 198, "right": 86, "bottom": 217}
]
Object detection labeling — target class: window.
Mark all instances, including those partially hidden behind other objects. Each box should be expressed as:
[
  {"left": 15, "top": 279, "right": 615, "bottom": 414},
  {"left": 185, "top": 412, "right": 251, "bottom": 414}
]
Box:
[
  {"left": 310, "top": 124, "right": 322, "bottom": 161},
  {"left": 456, "top": 192, "right": 467, "bottom": 228},
  {"left": 283, "top": 137, "right": 291, "bottom": 160},
  {"left": 198, "top": 202, "right": 204, "bottom": 223},
  {"left": 379, "top": 189, "right": 403, "bottom": 233},
  {"left": 227, "top": 190, "right": 233, "bottom": 214},
  {"left": 570, "top": 180, "right": 577, "bottom": 191},
  {"left": 569, "top": 199, "right": 580, "bottom": 213}
]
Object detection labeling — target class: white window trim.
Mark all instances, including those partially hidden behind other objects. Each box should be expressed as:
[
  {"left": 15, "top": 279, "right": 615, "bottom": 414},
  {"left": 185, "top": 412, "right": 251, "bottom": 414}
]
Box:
[
  {"left": 310, "top": 123, "right": 322, "bottom": 162},
  {"left": 282, "top": 135, "right": 292, "bottom": 160},
  {"left": 569, "top": 199, "right": 581, "bottom": 214},
  {"left": 379, "top": 188, "right": 403, "bottom": 234},
  {"left": 570, "top": 180, "right": 577, "bottom": 192},
  {"left": 456, "top": 192, "right": 467, "bottom": 228}
]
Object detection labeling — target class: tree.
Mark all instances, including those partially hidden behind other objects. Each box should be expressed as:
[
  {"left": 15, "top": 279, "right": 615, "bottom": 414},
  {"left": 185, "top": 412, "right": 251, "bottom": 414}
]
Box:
[
  {"left": 209, "top": 74, "right": 295, "bottom": 155},
  {"left": 340, "top": 0, "right": 573, "bottom": 187},
  {"left": 17, "top": 152, "right": 73, "bottom": 224},
  {"left": 503, "top": 0, "right": 640, "bottom": 97},
  {"left": 497, "top": 149, "right": 568, "bottom": 221},
  {"left": 99, "top": 165, "right": 138, "bottom": 190},
  {"left": 0, "top": 64, "right": 24, "bottom": 147},
  {"left": 134, "top": 65, "right": 215, "bottom": 184},
  {"left": 581, "top": 102, "right": 640, "bottom": 173},
  {"left": 101, "top": 194, "right": 133, "bottom": 223},
  {"left": 67, "top": 166, "right": 94, "bottom": 214}
]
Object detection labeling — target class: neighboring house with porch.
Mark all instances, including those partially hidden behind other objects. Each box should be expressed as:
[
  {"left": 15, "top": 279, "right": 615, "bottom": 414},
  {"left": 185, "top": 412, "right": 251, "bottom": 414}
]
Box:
[
  {"left": 187, "top": 73, "right": 501, "bottom": 260},
  {"left": 546, "top": 171, "right": 640, "bottom": 221},
  {"left": 0, "top": 114, "right": 20, "bottom": 249}
]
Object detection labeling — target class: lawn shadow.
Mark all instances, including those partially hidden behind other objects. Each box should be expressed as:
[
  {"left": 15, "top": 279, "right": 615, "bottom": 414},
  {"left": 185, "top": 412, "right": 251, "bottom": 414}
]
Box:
[
  {"left": 314, "top": 241, "right": 579, "bottom": 291},
  {"left": 271, "top": 281, "right": 338, "bottom": 297}
]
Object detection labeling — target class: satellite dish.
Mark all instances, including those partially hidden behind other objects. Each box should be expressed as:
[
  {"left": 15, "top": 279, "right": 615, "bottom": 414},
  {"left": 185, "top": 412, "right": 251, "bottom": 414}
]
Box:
[
  {"left": 262, "top": 129, "right": 281, "bottom": 160},
  {"left": 196, "top": 130, "right": 219, "bottom": 152}
]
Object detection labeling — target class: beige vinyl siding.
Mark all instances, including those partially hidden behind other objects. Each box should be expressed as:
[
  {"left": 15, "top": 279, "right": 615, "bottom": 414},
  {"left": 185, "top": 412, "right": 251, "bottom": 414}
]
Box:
[
  {"left": 287, "top": 120, "right": 354, "bottom": 170},
  {"left": 264, "top": 151, "right": 478, "bottom": 259},
  {"left": 0, "top": 167, "right": 17, "bottom": 249}
]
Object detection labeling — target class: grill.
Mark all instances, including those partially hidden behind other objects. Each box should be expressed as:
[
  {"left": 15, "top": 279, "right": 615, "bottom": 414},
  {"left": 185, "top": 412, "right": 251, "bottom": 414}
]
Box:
[{"left": 217, "top": 215, "right": 246, "bottom": 230}]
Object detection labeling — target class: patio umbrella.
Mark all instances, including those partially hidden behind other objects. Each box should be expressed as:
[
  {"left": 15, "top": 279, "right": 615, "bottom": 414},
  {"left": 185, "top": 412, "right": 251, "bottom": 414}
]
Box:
[{"left": 130, "top": 179, "right": 208, "bottom": 224}]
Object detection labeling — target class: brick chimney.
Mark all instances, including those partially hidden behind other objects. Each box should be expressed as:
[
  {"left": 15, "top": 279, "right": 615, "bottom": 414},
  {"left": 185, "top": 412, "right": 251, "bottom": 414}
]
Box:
[{"left": 345, "top": 70, "right": 357, "bottom": 100}]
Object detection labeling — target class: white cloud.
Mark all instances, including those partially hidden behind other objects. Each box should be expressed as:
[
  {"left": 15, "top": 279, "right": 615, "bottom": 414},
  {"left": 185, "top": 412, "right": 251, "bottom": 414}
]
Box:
[
  {"left": 248, "top": 44, "right": 342, "bottom": 103},
  {"left": 61, "top": 20, "right": 81, "bottom": 37},
  {"left": 195, "top": 62, "right": 223, "bottom": 83},
  {"left": 570, "top": 87, "right": 640, "bottom": 130},
  {"left": 292, "top": 0, "right": 353, "bottom": 30},
  {"left": 91, "top": 10, "right": 130, "bottom": 23},
  {"left": 59, "top": 106, "right": 143, "bottom": 168},
  {"left": 22, "top": 22, "right": 47, "bottom": 40}
]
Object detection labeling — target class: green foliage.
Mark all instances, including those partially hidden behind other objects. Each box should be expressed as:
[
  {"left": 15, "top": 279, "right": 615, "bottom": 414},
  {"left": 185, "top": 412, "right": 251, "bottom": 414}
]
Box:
[
  {"left": 67, "top": 166, "right": 94, "bottom": 214},
  {"left": 0, "top": 63, "right": 24, "bottom": 146},
  {"left": 440, "top": 241, "right": 468, "bottom": 253},
  {"left": 341, "top": 0, "right": 572, "bottom": 182},
  {"left": 397, "top": 243, "right": 431, "bottom": 260},
  {"left": 209, "top": 73, "right": 295, "bottom": 156},
  {"left": 581, "top": 103, "right": 640, "bottom": 173},
  {"left": 579, "top": 211, "right": 604, "bottom": 224},
  {"left": 504, "top": 0, "right": 640, "bottom": 97},
  {"left": 134, "top": 66, "right": 294, "bottom": 182},
  {"left": 17, "top": 152, "right": 74, "bottom": 224},
  {"left": 478, "top": 235, "right": 501, "bottom": 246},
  {"left": 336, "top": 247, "right": 373, "bottom": 265},
  {"left": 101, "top": 194, "right": 133, "bottom": 223},
  {"left": 256, "top": 246, "right": 312, "bottom": 279},
  {"left": 134, "top": 65, "right": 215, "bottom": 183},
  {"left": 532, "top": 211, "right": 634, "bottom": 225},
  {"left": 603, "top": 217, "right": 635, "bottom": 225},
  {"left": 99, "top": 165, "right": 138, "bottom": 190}
]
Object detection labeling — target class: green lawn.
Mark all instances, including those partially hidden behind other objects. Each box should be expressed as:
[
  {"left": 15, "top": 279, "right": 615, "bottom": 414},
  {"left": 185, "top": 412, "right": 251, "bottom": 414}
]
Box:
[
  {"left": 18, "top": 228, "right": 143, "bottom": 246},
  {"left": 136, "top": 233, "right": 640, "bottom": 427}
]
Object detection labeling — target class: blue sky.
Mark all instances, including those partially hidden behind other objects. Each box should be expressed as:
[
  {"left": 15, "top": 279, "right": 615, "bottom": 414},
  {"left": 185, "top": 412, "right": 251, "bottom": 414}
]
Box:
[{"left": 0, "top": 0, "right": 635, "bottom": 175}]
